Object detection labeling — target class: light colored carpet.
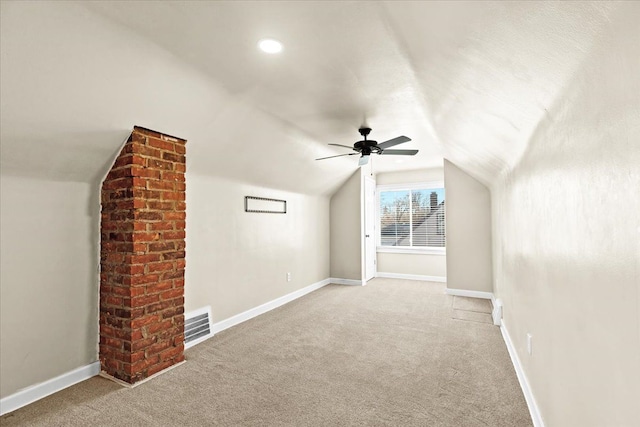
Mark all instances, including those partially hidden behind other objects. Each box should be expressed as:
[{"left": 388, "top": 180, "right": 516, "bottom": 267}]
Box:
[{"left": 1, "top": 278, "right": 532, "bottom": 426}]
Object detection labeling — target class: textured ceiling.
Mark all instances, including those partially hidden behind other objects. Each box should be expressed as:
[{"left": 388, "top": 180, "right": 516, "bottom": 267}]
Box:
[{"left": 0, "top": 1, "right": 629, "bottom": 194}]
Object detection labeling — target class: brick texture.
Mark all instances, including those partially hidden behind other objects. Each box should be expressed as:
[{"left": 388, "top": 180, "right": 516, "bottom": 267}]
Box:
[{"left": 100, "top": 126, "right": 186, "bottom": 384}]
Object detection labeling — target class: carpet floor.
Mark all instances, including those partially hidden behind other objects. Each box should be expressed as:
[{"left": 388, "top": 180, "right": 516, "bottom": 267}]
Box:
[{"left": 1, "top": 278, "right": 532, "bottom": 426}]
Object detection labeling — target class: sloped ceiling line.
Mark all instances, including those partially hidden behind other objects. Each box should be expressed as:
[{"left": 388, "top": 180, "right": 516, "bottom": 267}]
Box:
[{"left": 2, "top": 1, "right": 630, "bottom": 196}]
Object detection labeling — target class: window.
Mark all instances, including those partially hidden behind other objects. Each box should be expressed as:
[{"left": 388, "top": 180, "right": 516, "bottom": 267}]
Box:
[{"left": 378, "top": 182, "right": 445, "bottom": 254}]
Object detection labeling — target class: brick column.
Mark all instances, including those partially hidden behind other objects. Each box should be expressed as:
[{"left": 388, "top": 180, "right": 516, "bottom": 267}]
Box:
[{"left": 100, "top": 126, "right": 186, "bottom": 384}]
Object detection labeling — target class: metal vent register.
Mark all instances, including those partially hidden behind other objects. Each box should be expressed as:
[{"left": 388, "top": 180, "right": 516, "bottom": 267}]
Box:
[{"left": 184, "top": 307, "right": 213, "bottom": 348}]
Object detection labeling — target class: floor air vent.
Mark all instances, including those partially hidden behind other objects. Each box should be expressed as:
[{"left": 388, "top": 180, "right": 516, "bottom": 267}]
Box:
[{"left": 185, "top": 306, "right": 214, "bottom": 349}]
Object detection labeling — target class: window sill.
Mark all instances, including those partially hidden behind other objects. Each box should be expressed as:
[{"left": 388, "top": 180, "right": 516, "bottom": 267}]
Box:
[{"left": 376, "top": 247, "right": 446, "bottom": 256}]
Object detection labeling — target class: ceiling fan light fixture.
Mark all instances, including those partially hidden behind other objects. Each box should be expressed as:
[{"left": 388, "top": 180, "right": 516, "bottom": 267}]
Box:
[
  {"left": 258, "top": 39, "right": 283, "bottom": 54},
  {"left": 358, "top": 155, "right": 370, "bottom": 167}
]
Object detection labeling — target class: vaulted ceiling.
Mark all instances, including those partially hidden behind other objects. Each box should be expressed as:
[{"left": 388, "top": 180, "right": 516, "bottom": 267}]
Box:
[{"left": 0, "top": 1, "right": 627, "bottom": 194}]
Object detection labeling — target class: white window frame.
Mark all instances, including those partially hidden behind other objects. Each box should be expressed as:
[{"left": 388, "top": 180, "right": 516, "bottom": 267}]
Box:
[{"left": 376, "top": 181, "right": 446, "bottom": 256}]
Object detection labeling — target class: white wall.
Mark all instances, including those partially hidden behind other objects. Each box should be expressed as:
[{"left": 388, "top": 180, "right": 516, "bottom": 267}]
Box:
[
  {"left": 0, "top": 176, "right": 99, "bottom": 398},
  {"left": 375, "top": 168, "right": 446, "bottom": 279},
  {"left": 492, "top": 8, "right": 640, "bottom": 426},
  {"left": 185, "top": 174, "right": 330, "bottom": 322},
  {"left": 376, "top": 169, "right": 440, "bottom": 187},
  {"left": 330, "top": 170, "right": 362, "bottom": 280},
  {"left": 443, "top": 160, "right": 492, "bottom": 293}
]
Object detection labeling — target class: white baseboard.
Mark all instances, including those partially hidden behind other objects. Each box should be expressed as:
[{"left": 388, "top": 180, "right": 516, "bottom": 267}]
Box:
[
  {"left": 376, "top": 272, "right": 447, "bottom": 283},
  {"left": 500, "top": 321, "right": 545, "bottom": 427},
  {"left": 329, "top": 277, "right": 364, "bottom": 286},
  {"left": 445, "top": 287, "right": 493, "bottom": 299},
  {"left": 0, "top": 361, "right": 100, "bottom": 416},
  {"left": 491, "top": 296, "right": 503, "bottom": 326},
  {"left": 210, "top": 278, "right": 331, "bottom": 334}
]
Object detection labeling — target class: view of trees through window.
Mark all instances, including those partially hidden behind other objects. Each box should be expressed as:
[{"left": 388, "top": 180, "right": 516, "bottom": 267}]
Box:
[{"left": 379, "top": 188, "right": 445, "bottom": 248}]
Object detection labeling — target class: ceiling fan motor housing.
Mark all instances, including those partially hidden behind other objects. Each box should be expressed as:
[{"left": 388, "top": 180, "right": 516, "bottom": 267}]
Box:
[{"left": 354, "top": 139, "right": 381, "bottom": 155}]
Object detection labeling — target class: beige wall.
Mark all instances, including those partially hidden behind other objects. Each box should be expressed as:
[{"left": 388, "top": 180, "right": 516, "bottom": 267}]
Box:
[
  {"left": 329, "top": 170, "right": 362, "bottom": 280},
  {"left": 0, "top": 176, "right": 99, "bottom": 398},
  {"left": 443, "top": 160, "right": 492, "bottom": 292},
  {"left": 0, "top": 1, "right": 338, "bottom": 401},
  {"left": 376, "top": 253, "right": 446, "bottom": 278},
  {"left": 375, "top": 168, "right": 446, "bottom": 279},
  {"left": 185, "top": 174, "right": 330, "bottom": 322},
  {"left": 0, "top": 172, "right": 331, "bottom": 400},
  {"left": 492, "top": 9, "right": 640, "bottom": 426}
]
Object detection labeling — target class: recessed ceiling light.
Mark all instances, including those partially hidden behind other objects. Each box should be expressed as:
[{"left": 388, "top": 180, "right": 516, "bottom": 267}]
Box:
[{"left": 258, "top": 39, "right": 283, "bottom": 54}]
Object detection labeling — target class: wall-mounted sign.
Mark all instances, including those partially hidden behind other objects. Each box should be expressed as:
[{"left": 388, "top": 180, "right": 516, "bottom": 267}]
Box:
[{"left": 244, "top": 196, "right": 287, "bottom": 214}]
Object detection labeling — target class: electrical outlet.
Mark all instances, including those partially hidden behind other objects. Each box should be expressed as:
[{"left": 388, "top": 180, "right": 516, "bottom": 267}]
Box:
[
  {"left": 286, "top": 272, "right": 291, "bottom": 282},
  {"left": 527, "top": 333, "right": 533, "bottom": 355}
]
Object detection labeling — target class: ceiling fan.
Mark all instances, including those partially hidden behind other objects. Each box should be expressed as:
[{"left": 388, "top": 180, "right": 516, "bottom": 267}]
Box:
[{"left": 316, "top": 127, "right": 418, "bottom": 166}]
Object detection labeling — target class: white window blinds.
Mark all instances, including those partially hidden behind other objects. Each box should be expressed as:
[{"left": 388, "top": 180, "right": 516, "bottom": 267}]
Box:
[{"left": 379, "top": 187, "right": 445, "bottom": 248}]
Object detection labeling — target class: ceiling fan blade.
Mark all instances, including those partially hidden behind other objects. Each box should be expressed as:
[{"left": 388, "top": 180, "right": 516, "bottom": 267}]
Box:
[
  {"left": 358, "top": 155, "right": 370, "bottom": 166},
  {"left": 377, "top": 136, "right": 411, "bottom": 149},
  {"left": 328, "top": 143, "right": 355, "bottom": 150},
  {"left": 316, "top": 153, "right": 358, "bottom": 161},
  {"left": 380, "top": 149, "right": 419, "bottom": 156}
]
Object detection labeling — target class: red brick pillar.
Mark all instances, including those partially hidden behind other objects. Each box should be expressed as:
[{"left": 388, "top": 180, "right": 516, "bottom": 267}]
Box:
[{"left": 100, "top": 126, "right": 186, "bottom": 384}]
